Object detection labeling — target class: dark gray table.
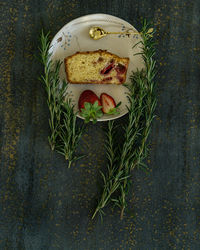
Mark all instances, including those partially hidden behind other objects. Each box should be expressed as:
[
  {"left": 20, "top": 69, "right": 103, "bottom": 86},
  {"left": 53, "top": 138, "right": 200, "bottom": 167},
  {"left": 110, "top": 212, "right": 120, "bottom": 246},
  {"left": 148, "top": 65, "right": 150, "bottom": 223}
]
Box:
[{"left": 1, "top": 0, "right": 200, "bottom": 249}]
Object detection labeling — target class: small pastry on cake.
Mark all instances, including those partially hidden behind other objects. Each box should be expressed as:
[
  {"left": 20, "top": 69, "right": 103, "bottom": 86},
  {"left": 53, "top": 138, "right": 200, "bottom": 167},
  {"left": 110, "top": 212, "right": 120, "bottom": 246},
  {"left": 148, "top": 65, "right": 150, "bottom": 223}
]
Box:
[{"left": 64, "top": 50, "right": 129, "bottom": 84}]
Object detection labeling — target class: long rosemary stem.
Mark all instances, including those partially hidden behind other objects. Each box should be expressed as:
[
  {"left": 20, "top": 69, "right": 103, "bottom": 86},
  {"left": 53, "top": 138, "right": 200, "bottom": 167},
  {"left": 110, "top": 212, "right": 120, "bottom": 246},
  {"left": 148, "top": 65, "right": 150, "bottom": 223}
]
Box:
[
  {"left": 39, "top": 31, "right": 64, "bottom": 150},
  {"left": 93, "top": 19, "right": 157, "bottom": 220},
  {"left": 119, "top": 20, "right": 157, "bottom": 218},
  {"left": 39, "top": 31, "right": 84, "bottom": 166},
  {"left": 92, "top": 121, "right": 122, "bottom": 219}
]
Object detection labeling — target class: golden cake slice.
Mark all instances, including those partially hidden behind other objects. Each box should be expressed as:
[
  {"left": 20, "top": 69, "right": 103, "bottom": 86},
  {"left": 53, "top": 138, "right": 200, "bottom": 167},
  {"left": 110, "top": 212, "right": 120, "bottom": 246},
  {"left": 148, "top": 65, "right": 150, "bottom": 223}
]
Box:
[{"left": 64, "top": 50, "right": 129, "bottom": 84}]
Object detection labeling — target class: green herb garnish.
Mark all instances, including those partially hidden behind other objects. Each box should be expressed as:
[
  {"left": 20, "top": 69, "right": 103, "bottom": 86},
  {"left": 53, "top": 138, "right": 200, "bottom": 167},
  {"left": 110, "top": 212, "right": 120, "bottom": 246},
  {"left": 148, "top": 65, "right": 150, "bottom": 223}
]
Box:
[
  {"left": 92, "top": 19, "right": 157, "bottom": 219},
  {"left": 39, "top": 31, "right": 84, "bottom": 167},
  {"left": 80, "top": 101, "right": 103, "bottom": 124}
]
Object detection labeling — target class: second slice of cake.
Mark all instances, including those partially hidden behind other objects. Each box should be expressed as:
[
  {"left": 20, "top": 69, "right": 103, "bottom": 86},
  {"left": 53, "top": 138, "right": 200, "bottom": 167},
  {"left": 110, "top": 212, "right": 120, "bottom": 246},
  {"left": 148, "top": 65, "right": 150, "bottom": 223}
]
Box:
[{"left": 64, "top": 50, "right": 129, "bottom": 84}]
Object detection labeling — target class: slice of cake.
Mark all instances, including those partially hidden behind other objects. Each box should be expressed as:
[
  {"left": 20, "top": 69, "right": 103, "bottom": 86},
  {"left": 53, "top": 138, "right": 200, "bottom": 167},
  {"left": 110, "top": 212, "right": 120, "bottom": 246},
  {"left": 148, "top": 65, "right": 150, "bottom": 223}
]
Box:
[{"left": 64, "top": 50, "right": 129, "bottom": 84}]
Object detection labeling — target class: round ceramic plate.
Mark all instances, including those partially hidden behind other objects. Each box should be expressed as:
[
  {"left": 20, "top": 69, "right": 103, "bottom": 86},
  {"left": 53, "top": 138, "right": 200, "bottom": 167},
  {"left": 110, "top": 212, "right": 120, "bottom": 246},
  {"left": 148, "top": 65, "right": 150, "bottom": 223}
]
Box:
[{"left": 49, "top": 14, "right": 144, "bottom": 121}]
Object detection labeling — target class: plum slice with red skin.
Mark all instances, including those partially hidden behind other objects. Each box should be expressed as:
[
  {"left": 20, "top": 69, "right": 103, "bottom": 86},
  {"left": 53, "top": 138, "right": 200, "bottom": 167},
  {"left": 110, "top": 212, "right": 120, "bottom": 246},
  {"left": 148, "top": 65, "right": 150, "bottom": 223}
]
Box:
[
  {"left": 117, "top": 75, "right": 124, "bottom": 83},
  {"left": 100, "top": 62, "right": 114, "bottom": 75},
  {"left": 102, "top": 77, "right": 112, "bottom": 82},
  {"left": 115, "top": 63, "right": 126, "bottom": 74}
]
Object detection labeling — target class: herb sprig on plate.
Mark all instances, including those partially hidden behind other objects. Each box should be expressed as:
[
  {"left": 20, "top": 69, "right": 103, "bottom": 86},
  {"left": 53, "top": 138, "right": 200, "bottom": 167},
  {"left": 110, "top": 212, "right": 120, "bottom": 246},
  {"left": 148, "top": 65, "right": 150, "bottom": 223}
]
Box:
[
  {"left": 39, "top": 31, "right": 85, "bottom": 168},
  {"left": 92, "top": 20, "right": 156, "bottom": 219}
]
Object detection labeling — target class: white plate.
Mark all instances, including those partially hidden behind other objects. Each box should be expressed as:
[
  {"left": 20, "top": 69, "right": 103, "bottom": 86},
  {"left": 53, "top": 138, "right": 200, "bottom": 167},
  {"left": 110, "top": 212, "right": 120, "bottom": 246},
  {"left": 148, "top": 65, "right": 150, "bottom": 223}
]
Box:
[{"left": 49, "top": 14, "right": 144, "bottom": 121}]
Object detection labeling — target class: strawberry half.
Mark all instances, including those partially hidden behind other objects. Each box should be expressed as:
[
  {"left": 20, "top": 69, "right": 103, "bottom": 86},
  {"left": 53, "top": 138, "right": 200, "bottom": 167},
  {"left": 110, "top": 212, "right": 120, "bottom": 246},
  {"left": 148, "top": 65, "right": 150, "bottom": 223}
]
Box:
[
  {"left": 78, "top": 90, "right": 103, "bottom": 123},
  {"left": 100, "top": 93, "right": 121, "bottom": 115}
]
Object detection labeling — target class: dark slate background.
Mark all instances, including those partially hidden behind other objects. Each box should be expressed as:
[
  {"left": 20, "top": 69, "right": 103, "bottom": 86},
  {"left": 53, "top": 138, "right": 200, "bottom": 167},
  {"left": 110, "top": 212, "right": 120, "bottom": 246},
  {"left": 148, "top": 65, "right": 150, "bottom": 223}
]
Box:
[{"left": 0, "top": 0, "right": 200, "bottom": 249}]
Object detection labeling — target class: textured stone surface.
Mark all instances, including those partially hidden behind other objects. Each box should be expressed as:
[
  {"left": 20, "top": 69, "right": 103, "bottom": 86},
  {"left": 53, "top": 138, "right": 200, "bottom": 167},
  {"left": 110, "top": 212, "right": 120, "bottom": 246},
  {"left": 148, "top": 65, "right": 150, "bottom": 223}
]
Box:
[{"left": 0, "top": 0, "right": 200, "bottom": 249}]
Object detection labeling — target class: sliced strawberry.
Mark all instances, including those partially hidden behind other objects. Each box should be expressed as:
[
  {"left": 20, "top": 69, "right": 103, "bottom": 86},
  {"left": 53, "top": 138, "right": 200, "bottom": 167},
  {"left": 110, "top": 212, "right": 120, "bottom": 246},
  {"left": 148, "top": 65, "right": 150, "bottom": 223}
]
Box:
[
  {"left": 78, "top": 90, "right": 101, "bottom": 111},
  {"left": 78, "top": 90, "right": 103, "bottom": 123},
  {"left": 100, "top": 93, "right": 117, "bottom": 114}
]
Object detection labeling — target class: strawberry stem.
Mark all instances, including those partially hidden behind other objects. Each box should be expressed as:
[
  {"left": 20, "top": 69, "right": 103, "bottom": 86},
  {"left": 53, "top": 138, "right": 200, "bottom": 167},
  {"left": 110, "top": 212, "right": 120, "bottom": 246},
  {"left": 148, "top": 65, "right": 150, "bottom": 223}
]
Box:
[{"left": 80, "top": 101, "right": 103, "bottom": 123}]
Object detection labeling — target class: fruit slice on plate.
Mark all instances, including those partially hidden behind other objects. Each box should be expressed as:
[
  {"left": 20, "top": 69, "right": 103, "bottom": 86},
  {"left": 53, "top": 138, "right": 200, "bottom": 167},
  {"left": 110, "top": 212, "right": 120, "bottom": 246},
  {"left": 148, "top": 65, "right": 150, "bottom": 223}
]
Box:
[
  {"left": 100, "top": 93, "right": 121, "bottom": 115},
  {"left": 78, "top": 90, "right": 121, "bottom": 122},
  {"left": 64, "top": 50, "right": 129, "bottom": 84}
]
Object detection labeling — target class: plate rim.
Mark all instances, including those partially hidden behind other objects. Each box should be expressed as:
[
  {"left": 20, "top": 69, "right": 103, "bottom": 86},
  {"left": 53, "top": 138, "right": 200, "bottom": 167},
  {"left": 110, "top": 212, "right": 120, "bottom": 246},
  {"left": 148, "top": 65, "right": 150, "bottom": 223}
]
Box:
[{"left": 50, "top": 13, "right": 138, "bottom": 45}]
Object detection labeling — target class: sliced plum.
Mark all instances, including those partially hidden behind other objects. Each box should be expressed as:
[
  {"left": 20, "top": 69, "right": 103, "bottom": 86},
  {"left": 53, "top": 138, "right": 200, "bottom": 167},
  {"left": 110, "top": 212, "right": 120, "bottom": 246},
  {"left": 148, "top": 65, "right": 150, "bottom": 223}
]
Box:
[
  {"left": 100, "top": 63, "right": 114, "bottom": 75},
  {"left": 115, "top": 63, "right": 126, "bottom": 74},
  {"left": 117, "top": 75, "right": 124, "bottom": 83},
  {"left": 102, "top": 77, "right": 112, "bottom": 82}
]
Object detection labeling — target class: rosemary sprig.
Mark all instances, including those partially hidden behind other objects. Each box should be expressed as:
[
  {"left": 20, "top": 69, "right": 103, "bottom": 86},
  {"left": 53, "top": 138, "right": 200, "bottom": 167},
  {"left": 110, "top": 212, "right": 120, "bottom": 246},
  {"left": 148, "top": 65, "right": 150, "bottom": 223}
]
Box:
[
  {"left": 39, "top": 31, "right": 84, "bottom": 167},
  {"left": 39, "top": 31, "right": 64, "bottom": 150},
  {"left": 56, "top": 99, "right": 85, "bottom": 168},
  {"left": 119, "top": 20, "right": 157, "bottom": 219},
  {"left": 92, "top": 75, "right": 146, "bottom": 219},
  {"left": 92, "top": 121, "right": 128, "bottom": 219},
  {"left": 92, "top": 19, "right": 157, "bottom": 219}
]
